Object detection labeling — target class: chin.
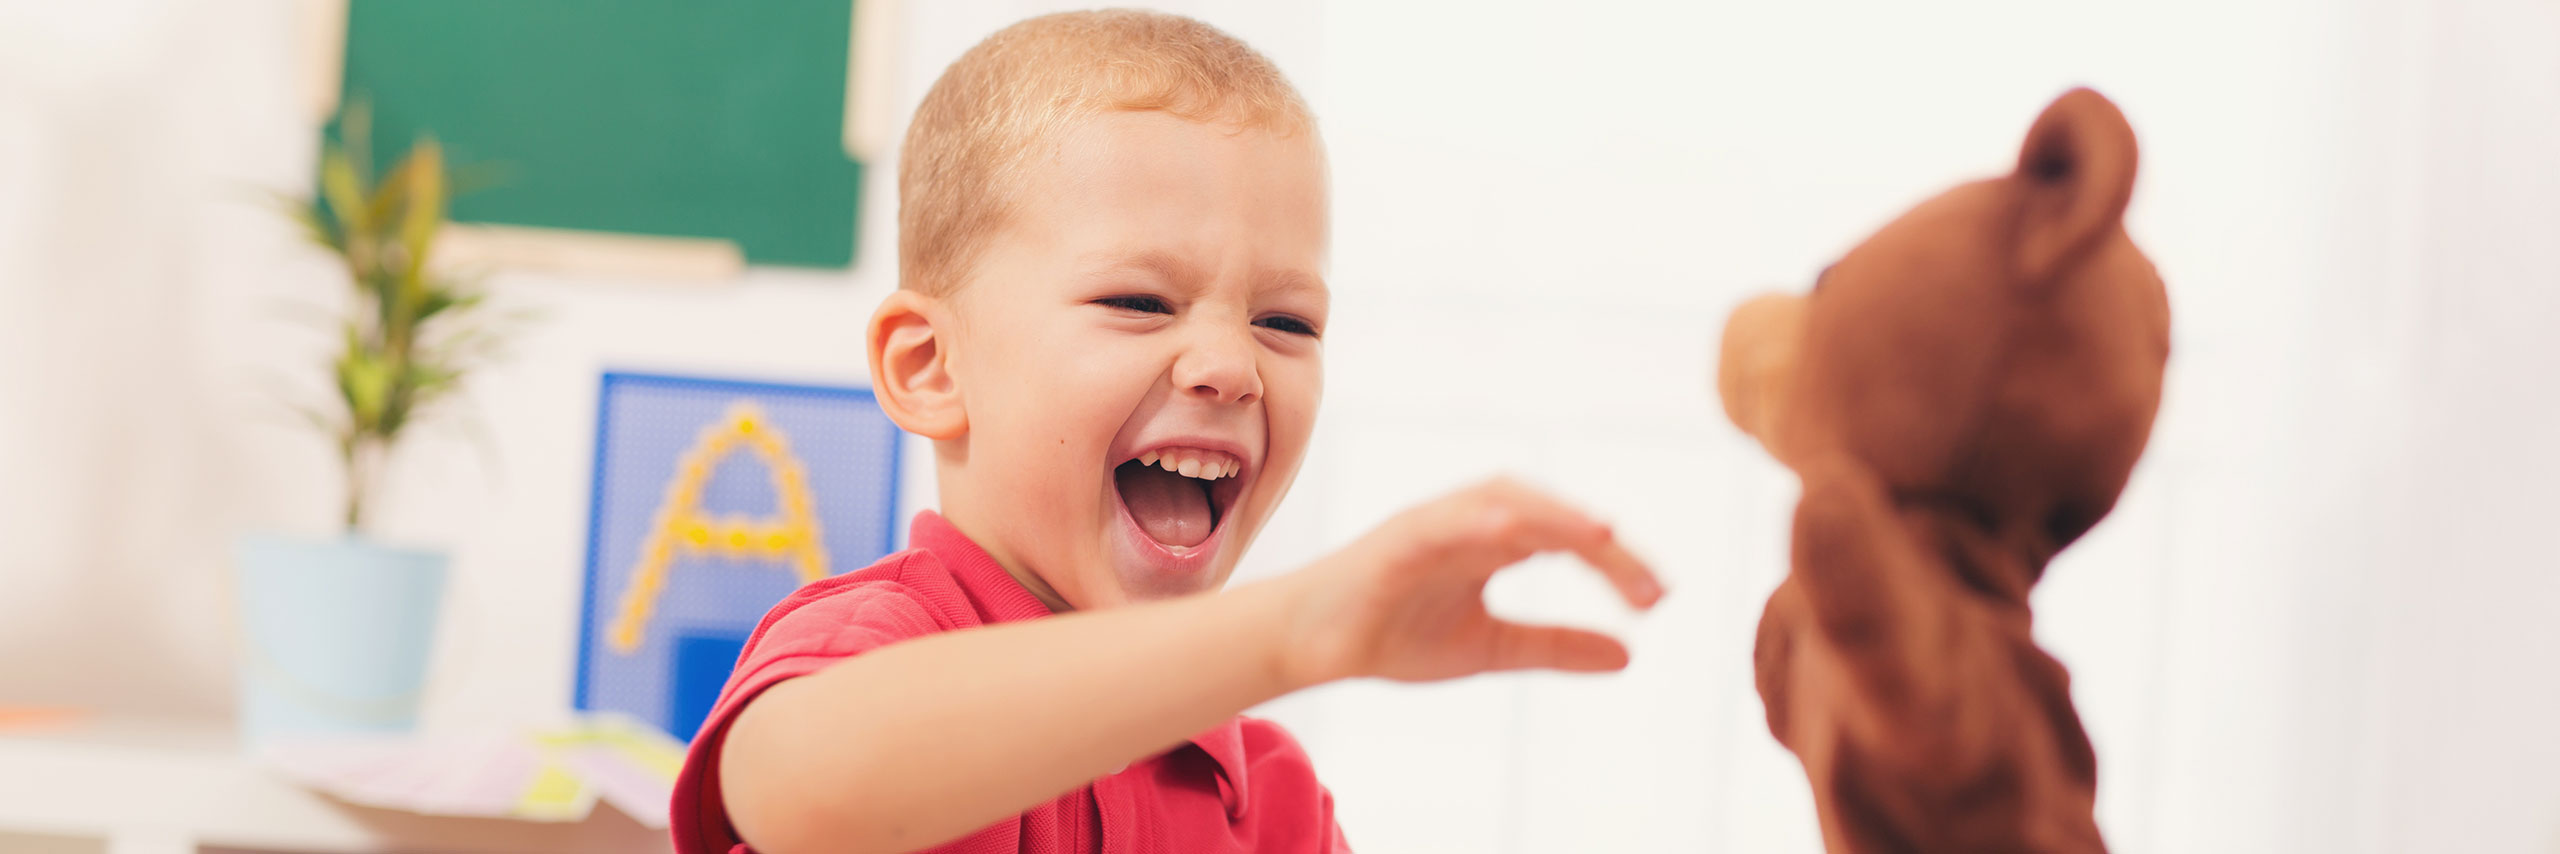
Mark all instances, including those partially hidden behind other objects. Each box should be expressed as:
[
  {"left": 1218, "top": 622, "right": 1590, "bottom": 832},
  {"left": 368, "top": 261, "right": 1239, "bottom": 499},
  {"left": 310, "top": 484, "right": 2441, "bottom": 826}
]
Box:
[
  {"left": 1102, "top": 496, "right": 1239, "bottom": 602},
  {"left": 1114, "top": 565, "right": 1227, "bottom": 602}
]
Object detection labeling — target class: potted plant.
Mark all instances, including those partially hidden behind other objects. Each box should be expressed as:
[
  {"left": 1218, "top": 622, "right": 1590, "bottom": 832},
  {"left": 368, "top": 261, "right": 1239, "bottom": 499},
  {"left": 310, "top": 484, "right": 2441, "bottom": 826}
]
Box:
[{"left": 234, "top": 111, "right": 499, "bottom": 745}]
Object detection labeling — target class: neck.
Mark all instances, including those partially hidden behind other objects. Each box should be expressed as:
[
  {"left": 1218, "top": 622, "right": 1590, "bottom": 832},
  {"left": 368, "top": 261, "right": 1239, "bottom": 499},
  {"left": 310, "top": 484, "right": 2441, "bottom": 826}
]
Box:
[{"left": 933, "top": 453, "right": 1075, "bottom": 614}]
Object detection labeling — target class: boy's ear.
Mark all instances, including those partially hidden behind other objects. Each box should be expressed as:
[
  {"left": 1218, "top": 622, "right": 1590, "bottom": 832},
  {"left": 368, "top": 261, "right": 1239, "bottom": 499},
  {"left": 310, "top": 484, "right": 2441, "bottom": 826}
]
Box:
[
  {"left": 867, "top": 289, "right": 967, "bottom": 440},
  {"left": 2011, "top": 87, "right": 2140, "bottom": 285}
]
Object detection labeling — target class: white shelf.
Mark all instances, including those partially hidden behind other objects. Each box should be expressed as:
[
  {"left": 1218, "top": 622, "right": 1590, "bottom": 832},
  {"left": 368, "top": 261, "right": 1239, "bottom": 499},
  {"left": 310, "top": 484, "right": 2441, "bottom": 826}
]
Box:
[{"left": 0, "top": 717, "right": 670, "bottom": 854}]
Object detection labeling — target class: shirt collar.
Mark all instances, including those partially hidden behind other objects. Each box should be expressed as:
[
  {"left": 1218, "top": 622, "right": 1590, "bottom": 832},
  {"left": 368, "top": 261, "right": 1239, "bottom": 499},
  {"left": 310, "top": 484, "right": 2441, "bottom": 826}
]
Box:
[
  {"left": 910, "top": 510, "right": 1255, "bottom": 817},
  {"left": 910, "top": 511, "right": 1054, "bottom": 625},
  {"left": 1190, "top": 718, "right": 1253, "bottom": 818}
]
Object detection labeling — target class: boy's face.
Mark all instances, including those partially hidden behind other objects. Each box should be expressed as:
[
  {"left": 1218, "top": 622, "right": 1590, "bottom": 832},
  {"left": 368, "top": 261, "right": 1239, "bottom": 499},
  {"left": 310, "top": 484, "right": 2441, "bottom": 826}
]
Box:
[{"left": 939, "top": 111, "right": 1327, "bottom": 610}]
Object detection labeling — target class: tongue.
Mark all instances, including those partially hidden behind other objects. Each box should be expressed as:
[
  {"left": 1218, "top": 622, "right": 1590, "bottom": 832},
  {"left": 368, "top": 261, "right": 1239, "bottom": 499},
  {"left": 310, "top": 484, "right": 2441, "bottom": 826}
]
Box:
[{"left": 1115, "top": 461, "right": 1212, "bottom": 547}]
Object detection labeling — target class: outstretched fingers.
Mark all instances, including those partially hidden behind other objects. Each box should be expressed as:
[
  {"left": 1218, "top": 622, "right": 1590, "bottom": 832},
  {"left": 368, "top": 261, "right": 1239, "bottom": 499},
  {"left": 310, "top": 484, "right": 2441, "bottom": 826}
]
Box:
[
  {"left": 1488, "top": 621, "right": 1632, "bottom": 673},
  {"left": 1573, "top": 534, "right": 1665, "bottom": 611},
  {"left": 1462, "top": 479, "right": 1666, "bottom": 610}
]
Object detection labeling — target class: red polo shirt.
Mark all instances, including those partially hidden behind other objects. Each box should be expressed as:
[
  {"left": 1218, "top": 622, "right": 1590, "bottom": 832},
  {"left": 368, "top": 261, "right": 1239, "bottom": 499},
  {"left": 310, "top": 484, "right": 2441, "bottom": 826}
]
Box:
[{"left": 672, "top": 511, "right": 1351, "bottom": 854}]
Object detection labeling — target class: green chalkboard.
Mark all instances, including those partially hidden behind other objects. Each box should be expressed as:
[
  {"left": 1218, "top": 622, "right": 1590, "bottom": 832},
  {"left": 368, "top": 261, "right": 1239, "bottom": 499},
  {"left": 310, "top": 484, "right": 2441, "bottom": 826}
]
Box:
[{"left": 341, "top": 0, "right": 865, "bottom": 268}]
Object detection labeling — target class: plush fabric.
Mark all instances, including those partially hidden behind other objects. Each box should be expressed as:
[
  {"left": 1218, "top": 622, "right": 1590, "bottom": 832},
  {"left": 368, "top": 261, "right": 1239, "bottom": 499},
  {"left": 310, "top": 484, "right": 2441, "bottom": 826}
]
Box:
[{"left": 1716, "top": 88, "right": 2170, "bottom": 854}]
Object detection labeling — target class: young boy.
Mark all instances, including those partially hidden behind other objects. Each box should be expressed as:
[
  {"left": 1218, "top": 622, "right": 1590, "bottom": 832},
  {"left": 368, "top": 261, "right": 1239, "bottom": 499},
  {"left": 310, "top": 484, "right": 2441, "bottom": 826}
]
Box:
[{"left": 671, "top": 11, "right": 1663, "bottom": 854}]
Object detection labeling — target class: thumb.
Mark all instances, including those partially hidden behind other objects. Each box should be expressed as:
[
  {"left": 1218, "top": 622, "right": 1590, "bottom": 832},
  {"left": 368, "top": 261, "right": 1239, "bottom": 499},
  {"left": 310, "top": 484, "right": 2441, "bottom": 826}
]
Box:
[{"left": 1488, "top": 622, "right": 1631, "bottom": 674}]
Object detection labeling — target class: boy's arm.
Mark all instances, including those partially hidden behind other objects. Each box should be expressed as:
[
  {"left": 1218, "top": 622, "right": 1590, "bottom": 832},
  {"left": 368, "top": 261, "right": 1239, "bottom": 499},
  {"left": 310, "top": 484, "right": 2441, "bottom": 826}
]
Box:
[{"left": 719, "top": 478, "right": 1662, "bottom": 854}]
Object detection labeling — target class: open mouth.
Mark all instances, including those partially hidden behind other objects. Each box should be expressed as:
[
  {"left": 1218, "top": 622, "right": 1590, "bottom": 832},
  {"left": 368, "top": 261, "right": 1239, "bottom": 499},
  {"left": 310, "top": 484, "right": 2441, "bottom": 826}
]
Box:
[{"left": 1111, "top": 448, "right": 1247, "bottom": 550}]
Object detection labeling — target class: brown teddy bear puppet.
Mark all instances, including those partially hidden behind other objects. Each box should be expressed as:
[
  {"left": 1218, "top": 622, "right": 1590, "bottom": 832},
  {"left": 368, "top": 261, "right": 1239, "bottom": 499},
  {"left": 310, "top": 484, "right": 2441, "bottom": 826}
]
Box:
[{"left": 1715, "top": 88, "right": 2169, "bottom": 854}]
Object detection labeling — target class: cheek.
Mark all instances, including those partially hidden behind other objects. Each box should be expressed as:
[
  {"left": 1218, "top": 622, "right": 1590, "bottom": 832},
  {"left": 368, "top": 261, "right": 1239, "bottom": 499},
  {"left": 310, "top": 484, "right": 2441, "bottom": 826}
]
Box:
[
  {"left": 999, "top": 327, "right": 1139, "bottom": 428},
  {"left": 1259, "top": 352, "right": 1323, "bottom": 466},
  {"left": 971, "top": 330, "right": 1146, "bottom": 506},
  {"left": 1053, "top": 339, "right": 1162, "bottom": 430}
]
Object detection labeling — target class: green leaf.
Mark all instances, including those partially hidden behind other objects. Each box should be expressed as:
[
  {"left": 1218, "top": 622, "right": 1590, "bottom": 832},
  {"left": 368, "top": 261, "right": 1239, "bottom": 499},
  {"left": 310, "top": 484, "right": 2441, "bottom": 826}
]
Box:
[
  {"left": 288, "top": 202, "right": 343, "bottom": 252},
  {"left": 413, "top": 283, "right": 486, "bottom": 325},
  {"left": 336, "top": 330, "right": 392, "bottom": 431},
  {"left": 282, "top": 109, "right": 532, "bottom": 523},
  {"left": 258, "top": 188, "right": 343, "bottom": 251},
  {"left": 340, "top": 99, "right": 374, "bottom": 188},
  {"left": 377, "top": 388, "right": 412, "bottom": 437},
  {"left": 364, "top": 155, "right": 413, "bottom": 241},
  {"left": 319, "top": 144, "right": 368, "bottom": 238},
  {"left": 358, "top": 270, "right": 398, "bottom": 333},
  {"left": 399, "top": 139, "right": 446, "bottom": 278},
  {"left": 408, "top": 361, "right": 462, "bottom": 401}
]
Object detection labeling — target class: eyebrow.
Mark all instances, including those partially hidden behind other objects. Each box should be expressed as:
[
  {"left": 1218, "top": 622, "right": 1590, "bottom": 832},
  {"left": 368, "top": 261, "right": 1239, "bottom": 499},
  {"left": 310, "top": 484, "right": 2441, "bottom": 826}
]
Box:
[
  {"left": 1080, "top": 249, "right": 1204, "bottom": 292},
  {"left": 1257, "top": 268, "right": 1330, "bottom": 303},
  {"left": 1081, "top": 249, "right": 1328, "bottom": 302}
]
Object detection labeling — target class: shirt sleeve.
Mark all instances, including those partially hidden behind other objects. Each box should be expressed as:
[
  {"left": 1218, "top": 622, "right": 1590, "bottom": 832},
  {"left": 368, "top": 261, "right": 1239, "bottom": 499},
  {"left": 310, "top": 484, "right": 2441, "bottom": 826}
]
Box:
[
  {"left": 669, "top": 579, "right": 946, "bottom": 854},
  {"left": 1238, "top": 718, "right": 1356, "bottom": 853}
]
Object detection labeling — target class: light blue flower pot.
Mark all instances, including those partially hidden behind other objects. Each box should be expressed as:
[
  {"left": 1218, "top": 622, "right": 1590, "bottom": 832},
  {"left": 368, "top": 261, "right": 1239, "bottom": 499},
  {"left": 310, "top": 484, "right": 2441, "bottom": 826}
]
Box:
[{"left": 233, "top": 533, "right": 447, "bottom": 746}]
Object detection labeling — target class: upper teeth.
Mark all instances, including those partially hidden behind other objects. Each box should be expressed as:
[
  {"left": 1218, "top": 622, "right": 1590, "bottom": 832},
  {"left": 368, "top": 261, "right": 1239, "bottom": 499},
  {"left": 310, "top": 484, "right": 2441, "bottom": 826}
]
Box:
[{"left": 1136, "top": 449, "right": 1240, "bottom": 481}]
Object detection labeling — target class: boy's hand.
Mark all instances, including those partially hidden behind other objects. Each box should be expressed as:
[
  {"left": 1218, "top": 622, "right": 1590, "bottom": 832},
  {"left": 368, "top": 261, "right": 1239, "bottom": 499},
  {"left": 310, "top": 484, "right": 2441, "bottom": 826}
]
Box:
[{"left": 1277, "top": 478, "right": 1665, "bottom": 688}]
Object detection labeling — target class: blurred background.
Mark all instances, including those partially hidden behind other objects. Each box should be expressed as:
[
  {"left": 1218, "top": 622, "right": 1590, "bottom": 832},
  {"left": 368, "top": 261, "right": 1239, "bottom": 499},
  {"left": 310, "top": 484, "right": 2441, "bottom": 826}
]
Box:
[{"left": 2, "top": 0, "right": 2556, "bottom": 852}]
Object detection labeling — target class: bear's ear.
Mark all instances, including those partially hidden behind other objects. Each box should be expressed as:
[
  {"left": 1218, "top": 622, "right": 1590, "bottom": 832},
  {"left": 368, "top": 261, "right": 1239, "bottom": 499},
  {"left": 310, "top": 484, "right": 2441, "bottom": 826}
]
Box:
[{"left": 2011, "top": 88, "right": 2139, "bottom": 284}]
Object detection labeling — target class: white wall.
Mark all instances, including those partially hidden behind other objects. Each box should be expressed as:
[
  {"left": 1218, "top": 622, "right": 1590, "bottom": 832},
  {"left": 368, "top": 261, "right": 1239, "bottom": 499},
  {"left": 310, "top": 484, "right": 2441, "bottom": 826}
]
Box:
[{"left": 3, "top": 1, "right": 2556, "bottom": 852}]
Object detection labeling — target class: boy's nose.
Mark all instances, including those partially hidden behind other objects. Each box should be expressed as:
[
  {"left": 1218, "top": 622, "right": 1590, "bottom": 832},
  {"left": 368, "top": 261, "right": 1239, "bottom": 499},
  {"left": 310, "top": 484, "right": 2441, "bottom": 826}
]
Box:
[{"left": 1172, "top": 325, "right": 1261, "bottom": 405}]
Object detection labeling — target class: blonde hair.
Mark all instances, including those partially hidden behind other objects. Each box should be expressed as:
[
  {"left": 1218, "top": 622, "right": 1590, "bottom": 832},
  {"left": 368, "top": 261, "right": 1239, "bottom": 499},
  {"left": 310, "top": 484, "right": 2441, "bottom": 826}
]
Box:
[{"left": 897, "top": 9, "right": 1317, "bottom": 295}]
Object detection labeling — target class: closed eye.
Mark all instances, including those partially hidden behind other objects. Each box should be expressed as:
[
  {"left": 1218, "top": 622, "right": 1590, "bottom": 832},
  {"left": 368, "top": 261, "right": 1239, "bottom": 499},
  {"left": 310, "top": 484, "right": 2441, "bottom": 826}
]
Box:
[
  {"left": 1255, "top": 314, "right": 1319, "bottom": 337},
  {"left": 1096, "top": 295, "right": 1172, "bottom": 315}
]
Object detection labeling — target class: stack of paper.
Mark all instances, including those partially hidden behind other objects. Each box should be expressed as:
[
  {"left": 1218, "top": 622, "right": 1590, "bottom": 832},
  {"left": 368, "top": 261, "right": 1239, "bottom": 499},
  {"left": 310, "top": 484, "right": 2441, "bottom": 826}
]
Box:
[{"left": 257, "top": 713, "right": 687, "bottom": 828}]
